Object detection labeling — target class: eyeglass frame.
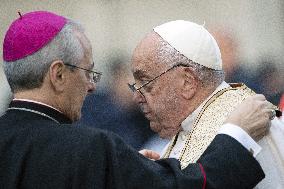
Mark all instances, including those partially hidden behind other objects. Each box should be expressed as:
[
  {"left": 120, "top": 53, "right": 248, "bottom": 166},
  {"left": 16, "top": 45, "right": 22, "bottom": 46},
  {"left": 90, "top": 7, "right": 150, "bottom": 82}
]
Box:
[
  {"left": 128, "top": 63, "right": 189, "bottom": 97},
  {"left": 64, "top": 63, "right": 102, "bottom": 83}
]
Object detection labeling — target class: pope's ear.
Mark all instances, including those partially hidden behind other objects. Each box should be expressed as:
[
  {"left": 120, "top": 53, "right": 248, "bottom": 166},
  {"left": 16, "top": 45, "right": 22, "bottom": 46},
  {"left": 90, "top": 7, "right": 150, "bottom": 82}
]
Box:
[
  {"left": 181, "top": 67, "right": 198, "bottom": 100},
  {"left": 48, "top": 60, "right": 67, "bottom": 92}
]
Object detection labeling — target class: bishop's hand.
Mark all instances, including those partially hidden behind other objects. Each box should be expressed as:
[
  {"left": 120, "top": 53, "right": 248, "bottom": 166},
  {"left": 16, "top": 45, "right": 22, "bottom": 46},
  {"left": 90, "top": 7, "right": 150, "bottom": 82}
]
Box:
[
  {"left": 225, "top": 94, "right": 275, "bottom": 141},
  {"left": 139, "top": 149, "right": 160, "bottom": 160}
]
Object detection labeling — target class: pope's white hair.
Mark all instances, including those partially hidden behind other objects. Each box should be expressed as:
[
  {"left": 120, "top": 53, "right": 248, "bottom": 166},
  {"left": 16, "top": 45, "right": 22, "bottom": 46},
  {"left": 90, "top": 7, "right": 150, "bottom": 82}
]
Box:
[
  {"left": 3, "top": 19, "right": 85, "bottom": 93},
  {"left": 156, "top": 36, "right": 224, "bottom": 87}
]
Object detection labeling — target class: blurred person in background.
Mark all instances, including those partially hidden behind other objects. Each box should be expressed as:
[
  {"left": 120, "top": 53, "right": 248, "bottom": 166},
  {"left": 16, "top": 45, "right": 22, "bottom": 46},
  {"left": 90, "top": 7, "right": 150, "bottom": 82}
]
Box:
[
  {"left": 250, "top": 60, "right": 284, "bottom": 105},
  {"left": 211, "top": 28, "right": 255, "bottom": 86},
  {"left": 212, "top": 29, "right": 284, "bottom": 106},
  {"left": 211, "top": 28, "right": 242, "bottom": 81}
]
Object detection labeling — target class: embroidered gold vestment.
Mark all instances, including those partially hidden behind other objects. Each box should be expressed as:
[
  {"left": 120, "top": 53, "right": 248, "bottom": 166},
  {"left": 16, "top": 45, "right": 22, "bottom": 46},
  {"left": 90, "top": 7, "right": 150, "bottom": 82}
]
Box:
[{"left": 163, "top": 83, "right": 255, "bottom": 168}]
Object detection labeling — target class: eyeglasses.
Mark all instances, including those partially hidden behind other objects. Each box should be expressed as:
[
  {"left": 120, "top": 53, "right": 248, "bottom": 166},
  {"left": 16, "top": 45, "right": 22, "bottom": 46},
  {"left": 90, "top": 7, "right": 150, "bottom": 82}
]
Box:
[
  {"left": 64, "top": 63, "right": 102, "bottom": 83},
  {"left": 128, "top": 64, "right": 188, "bottom": 97}
]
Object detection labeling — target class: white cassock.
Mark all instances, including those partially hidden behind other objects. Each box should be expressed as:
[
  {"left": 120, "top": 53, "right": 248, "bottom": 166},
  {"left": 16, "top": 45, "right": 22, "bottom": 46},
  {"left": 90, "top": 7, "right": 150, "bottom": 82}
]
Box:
[{"left": 256, "top": 118, "right": 284, "bottom": 188}]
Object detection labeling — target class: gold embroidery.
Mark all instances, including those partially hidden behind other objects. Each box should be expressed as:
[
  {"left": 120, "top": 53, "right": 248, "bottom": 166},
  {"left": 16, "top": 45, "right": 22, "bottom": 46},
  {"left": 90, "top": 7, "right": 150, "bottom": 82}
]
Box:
[{"left": 163, "top": 83, "right": 257, "bottom": 169}]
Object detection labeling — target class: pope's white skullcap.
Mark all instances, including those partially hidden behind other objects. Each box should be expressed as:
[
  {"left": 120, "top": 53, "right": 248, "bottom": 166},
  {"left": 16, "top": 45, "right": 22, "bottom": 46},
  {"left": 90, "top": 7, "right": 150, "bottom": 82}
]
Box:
[{"left": 153, "top": 20, "right": 222, "bottom": 70}]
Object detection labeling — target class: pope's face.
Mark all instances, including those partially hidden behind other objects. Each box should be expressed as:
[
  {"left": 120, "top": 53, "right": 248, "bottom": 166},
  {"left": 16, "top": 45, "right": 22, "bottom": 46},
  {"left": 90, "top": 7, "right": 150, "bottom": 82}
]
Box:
[{"left": 131, "top": 33, "right": 185, "bottom": 138}]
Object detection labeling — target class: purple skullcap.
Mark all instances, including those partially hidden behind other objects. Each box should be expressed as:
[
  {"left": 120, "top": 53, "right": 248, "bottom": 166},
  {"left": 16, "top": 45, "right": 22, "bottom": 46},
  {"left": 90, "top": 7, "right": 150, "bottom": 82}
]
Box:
[{"left": 3, "top": 11, "right": 67, "bottom": 62}]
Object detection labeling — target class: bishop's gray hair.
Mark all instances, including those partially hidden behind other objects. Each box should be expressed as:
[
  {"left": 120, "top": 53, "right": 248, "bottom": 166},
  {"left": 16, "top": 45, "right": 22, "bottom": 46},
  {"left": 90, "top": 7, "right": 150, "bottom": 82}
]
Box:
[
  {"left": 157, "top": 37, "right": 225, "bottom": 88},
  {"left": 3, "top": 20, "right": 85, "bottom": 93}
]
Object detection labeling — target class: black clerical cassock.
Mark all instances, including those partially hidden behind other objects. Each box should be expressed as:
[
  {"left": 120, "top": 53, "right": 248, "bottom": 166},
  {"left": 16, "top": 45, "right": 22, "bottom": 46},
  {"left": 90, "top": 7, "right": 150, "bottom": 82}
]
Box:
[{"left": 0, "top": 100, "right": 264, "bottom": 188}]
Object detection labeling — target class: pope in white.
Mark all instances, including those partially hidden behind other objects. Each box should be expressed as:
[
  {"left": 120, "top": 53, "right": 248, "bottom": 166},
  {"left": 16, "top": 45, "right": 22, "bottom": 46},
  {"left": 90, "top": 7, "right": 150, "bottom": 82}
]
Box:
[{"left": 130, "top": 20, "right": 284, "bottom": 188}]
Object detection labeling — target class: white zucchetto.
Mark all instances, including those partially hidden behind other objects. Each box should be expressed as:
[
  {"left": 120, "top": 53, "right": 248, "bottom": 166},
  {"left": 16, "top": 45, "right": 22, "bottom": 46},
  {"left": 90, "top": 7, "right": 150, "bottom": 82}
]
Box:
[{"left": 154, "top": 20, "right": 222, "bottom": 70}]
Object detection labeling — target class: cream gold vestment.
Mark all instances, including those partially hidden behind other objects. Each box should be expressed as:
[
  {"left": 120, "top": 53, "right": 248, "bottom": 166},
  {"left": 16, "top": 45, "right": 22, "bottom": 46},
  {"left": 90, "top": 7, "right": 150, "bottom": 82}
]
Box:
[{"left": 162, "top": 82, "right": 284, "bottom": 188}]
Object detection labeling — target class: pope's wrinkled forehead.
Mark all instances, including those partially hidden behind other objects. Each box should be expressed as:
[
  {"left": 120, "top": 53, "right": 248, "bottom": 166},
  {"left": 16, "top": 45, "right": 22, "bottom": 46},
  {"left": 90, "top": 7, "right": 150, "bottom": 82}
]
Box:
[{"left": 131, "top": 32, "right": 166, "bottom": 78}]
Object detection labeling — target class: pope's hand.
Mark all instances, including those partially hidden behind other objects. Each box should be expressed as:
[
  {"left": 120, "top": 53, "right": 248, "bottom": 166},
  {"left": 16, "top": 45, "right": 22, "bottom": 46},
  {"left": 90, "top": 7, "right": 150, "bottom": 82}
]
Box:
[
  {"left": 225, "top": 94, "right": 275, "bottom": 141},
  {"left": 139, "top": 149, "right": 160, "bottom": 160}
]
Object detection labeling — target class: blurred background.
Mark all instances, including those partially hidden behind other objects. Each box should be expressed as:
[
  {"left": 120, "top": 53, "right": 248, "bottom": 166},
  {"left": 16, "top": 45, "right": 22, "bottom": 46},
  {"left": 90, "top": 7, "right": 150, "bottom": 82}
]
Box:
[{"left": 0, "top": 0, "right": 283, "bottom": 149}]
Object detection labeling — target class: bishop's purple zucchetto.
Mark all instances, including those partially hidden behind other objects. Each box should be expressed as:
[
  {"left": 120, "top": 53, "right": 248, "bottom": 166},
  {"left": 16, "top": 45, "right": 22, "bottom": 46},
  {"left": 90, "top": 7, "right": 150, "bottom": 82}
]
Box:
[{"left": 3, "top": 11, "right": 67, "bottom": 62}]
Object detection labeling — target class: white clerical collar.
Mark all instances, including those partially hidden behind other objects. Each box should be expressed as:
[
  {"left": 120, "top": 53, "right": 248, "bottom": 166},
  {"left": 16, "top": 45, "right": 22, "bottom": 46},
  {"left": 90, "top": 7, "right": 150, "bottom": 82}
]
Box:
[
  {"left": 181, "top": 81, "right": 230, "bottom": 131},
  {"left": 13, "top": 98, "right": 62, "bottom": 113}
]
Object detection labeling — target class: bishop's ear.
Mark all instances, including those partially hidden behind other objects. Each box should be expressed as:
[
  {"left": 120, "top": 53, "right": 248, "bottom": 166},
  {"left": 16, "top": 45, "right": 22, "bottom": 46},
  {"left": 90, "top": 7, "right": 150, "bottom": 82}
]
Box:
[
  {"left": 48, "top": 60, "right": 66, "bottom": 92},
  {"left": 181, "top": 67, "right": 199, "bottom": 100}
]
